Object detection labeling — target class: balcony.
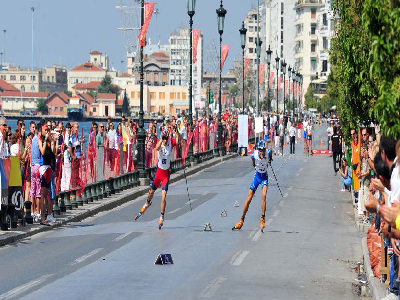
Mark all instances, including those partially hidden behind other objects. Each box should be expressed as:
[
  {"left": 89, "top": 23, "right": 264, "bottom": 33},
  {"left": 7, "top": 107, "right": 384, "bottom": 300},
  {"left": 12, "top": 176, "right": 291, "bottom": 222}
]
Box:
[
  {"left": 296, "top": 0, "right": 322, "bottom": 4},
  {"left": 310, "top": 51, "right": 318, "bottom": 58},
  {"left": 310, "top": 33, "right": 318, "bottom": 41}
]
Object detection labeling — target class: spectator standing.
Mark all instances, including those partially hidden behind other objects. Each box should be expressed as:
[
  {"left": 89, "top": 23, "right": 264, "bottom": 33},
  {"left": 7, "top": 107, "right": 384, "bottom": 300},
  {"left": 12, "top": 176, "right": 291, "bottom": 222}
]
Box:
[
  {"left": 61, "top": 123, "right": 72, "bottom": 192},
  {"left": 96, "top": 122, "right": 104, "bottom": 147},
  {"left": 327, "top": 122, "right": 334, "bottom": 151},
  {"left": 278, "top": 118, "right": 285, "bottom": 156},
  {"left": 145, "top": 122, "right": 157, "bottom": 168},
  {"left": 350, "top": 129, "right": 360, "bottom": 202},
  {"left": 69, "top": 122, "right": 81, "bottom": 189},
  {"left": 107, "top": 123, "right": 116, "bottom": 171},
  {"left": 331, "top": 126, "right": 342, "bottom": 174},
  {"left": 179, "top": 119, "right": 187, "bottom": 158},
  {"left": 289, "top": 123, "right": 296, "bottom": 155}
]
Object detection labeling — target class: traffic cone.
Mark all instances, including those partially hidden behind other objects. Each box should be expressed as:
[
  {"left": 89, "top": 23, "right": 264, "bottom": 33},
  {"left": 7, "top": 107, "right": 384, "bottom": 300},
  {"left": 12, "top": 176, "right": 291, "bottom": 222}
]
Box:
[{"left": 320, "top": 138, "right": 323, "bottom": 148}]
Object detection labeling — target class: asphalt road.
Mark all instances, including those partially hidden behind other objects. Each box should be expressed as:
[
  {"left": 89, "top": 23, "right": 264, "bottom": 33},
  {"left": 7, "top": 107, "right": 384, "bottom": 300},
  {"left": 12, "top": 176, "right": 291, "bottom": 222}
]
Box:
[{"left": 0, "top": 124, "right": 363, "bottom": 300}]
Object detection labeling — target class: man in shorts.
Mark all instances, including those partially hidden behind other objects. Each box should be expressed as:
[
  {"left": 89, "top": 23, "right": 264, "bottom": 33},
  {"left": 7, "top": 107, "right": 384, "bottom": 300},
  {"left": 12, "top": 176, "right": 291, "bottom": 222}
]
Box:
[
  {"left": 233, "top": 140, "right": 272, "bottom": 231},
  {"left": 135, "top": 122, "right": 181, "bottom": 229},
  {"left": 306, "top": 121, "right": 314, "bottom": 155},
  {"left": 30, "top": 123, "right": 42, "bottom": 222}
]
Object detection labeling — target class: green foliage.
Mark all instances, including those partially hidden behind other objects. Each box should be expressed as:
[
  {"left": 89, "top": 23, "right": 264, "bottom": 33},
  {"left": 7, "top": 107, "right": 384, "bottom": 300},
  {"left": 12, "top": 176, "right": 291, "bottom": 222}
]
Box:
[
  {"left": 63, "top": 90, "right": 72, "bottom": 97},
  {"left": 330, "top": 0, "right": 399, "bottom": 139},
  {"left": 86, "top": 90, "right": 97, "bottom": 99},
  {"left": 36, "top": 98, "right": 48, "bottom": 115},
  {"left": 97, "top": 74, "right": 120, "bottom": 96},
  {"left": 229, "top": 84, "right": 240, "bottom": 98}
]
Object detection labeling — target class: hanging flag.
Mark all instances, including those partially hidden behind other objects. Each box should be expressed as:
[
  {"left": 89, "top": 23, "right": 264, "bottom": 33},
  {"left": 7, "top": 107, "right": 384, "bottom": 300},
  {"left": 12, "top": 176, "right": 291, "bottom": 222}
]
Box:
[
  {"left": 221, "top": 45, "right": 230, "bottom": 71},
  {"left": 269, "top": 72, "right": 274, "bottom": 89},
  {"left": 248, "top": 92, "right": 251, "bottom": 100},
  {"left": 244, "top": 58, "right": 251, "bottom": 80},
  {"left": 138, "top": 3, "right": 155, "bottom": 47},
  {"left": 294, "top": 83, "right": 297, "bottom": 97},
  {"left": 193, "top": 29, "right": 200, "bottom": 63},
  {"left": 290, "top": 82, "right": 293, "bottom": 95},
  {"left": 258, "top": 65, "right": 265, "bottom": 85},
  {"left": 278, "top": 76, "right": 282, "bottom": 91},
  {"left": 284, "top": 80, "right": 288, "bottom": 97}
]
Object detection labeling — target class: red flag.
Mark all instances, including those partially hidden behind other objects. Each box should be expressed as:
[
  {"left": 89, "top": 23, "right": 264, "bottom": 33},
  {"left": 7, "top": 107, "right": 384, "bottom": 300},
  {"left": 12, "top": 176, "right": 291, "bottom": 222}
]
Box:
[
  {"left": 294, "top": 83, "right": 297, "bottom": 97},
  {"left": 248, "top": 92, "right": 251, "bottom": 100},
  {"left": 244, "top": 58, "right": 250, "bottom": 80},
  {"left": 138, "top": 3, "right": 155, "bottom": 47},
  {"left": 221, "top": 45, "right": 230, "bottom": 71},
  {"left": 278, "top": 76, "right": 282, "bottom": 91},
  {"left": 193, "top": 29, "right": 200, "bottom": 63},
  {"left": 284, "top": 80, "right": 288, "bottom": 96},
  {"left": 258, "top": 65, "right": 265, "bottom": 85},
  {"left": 290, "top": 82, "right": 293, "bottom": 95},
  {"left": 269, "top": 72, "right": 274, "bottom": 89}
]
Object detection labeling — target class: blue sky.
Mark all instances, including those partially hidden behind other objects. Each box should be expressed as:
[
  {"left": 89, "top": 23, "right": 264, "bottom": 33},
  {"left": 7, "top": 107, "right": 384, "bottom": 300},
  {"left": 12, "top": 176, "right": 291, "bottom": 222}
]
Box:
[{"left": 0, "top": 0, "right": 258, "bottom": 73}]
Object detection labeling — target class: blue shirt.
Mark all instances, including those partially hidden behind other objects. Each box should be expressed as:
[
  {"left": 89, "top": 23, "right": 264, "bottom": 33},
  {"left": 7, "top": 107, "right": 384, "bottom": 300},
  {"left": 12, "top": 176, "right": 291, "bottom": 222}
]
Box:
[
  {"left": 69, "top": 133, "right": 81, "bottom": 158},
  {"left": 31, "top": 135, "right": 43, "bottom": 165}
]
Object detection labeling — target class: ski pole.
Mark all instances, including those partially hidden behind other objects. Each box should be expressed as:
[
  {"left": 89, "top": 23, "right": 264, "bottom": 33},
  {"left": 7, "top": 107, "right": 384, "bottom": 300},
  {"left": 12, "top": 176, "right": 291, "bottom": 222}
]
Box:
[
  {"left": 183, "top": 168, "right": 192, "bottom": 211},
  {"left": 269, "top": 162, "right": 283, "bottom": 198}
]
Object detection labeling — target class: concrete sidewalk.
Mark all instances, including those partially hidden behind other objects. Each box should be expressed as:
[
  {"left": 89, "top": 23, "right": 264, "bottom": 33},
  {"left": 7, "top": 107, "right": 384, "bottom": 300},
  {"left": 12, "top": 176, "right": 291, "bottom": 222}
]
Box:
[{"left": 0, "top": 154, "right": 235, "bottom": 246}]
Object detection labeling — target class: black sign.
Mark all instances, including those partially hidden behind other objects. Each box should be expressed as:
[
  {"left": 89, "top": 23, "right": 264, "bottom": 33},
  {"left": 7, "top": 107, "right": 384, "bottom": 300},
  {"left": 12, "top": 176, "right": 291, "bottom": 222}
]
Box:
[{"left": 154, "top": 254, "right": 174, "bottom": 265}]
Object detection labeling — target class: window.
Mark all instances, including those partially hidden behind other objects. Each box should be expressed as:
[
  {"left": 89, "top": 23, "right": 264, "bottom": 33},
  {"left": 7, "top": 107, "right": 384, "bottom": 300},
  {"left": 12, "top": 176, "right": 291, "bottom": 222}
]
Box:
[
  {"left": 52, "top": 76, "right": 54, "bottom": 82},
  {"left": 249, "top": 48, "right": 254, "bottom": 54},
  {"left": 310, "top": 59, "right": 317, "bottom": 71},
  {"left": 323, "top": 37, "right": 328, "bottom": 49},
  {"left": 281, "top": 31, "right": 284, "bottom": 43},
  {"left": 93, "top": 107, "right": 96, "bottom": 113},
  {"left": 311, "top": 43, "right": 316, "bottom": 52},
  {"left": 249, "top": 26, "right": 254, "bottom": 32},
  {"left": 60, "top": 107, "right": 64, "bottom": 112},
  {"left": 146, "top": 72, "right": 150, "bottom": 82},
  {"left": 296, "top": 24, "right": 303, "bottom": 35},
  {"left": 177, "top": 93, "right": 180, "bottom": 100},
  {"left": 20, "top": 75, "right": 26, "bottom": 81},
  {"left": 150, "top": 92, "right": 156, "bottom": 99},
  {"left": 10, "top": 75, "right": 16, "bottom": 81},
  {"left": 281, "top": 17, "right": 284, "bottom": 29},
  {"left": 159, "top": 92, "right": 165, "bottom": 99},
  {"left": 311, "top": 24, "right": 316, "bottom": 35},
  {"left": 322, "top": 60, "right": 328, "bottom": 72},
  {"left": 182, "top": 93, "right": 187, "bottom": 100},
  {"left": 54, "top": 107, "right": 58, "bottom": 112},
  {"left": 249, "top": 37, "right": 253, "bottom": 43},
  {"left": 0, "top": 75, "right": 6, "bottom": 80},
  {"left": 21, "top": 85, "right": 25, "bottom": 92},
  {"left": 281, "top": 2, "right": 284, "bottom": 14},
  {"left": 154, "top": 73, "right": 159, "bottom": 83},
  {"left": 163, "top": 73, "right": 167, "bottom": 84},
  {"left": 137, "top": 92, "right": 141, "bottom": 99},
  {"left": 47, "top": 76, "right": 50, "bottom": 82},
  {"left": 281, "top": 45, "right": 284, "bottom": 58},
  {"left": 170, "top": 92, "right": 175, "bottom": 99},
  {"left": 31, "top": 75, "right": 36, "bottom": 81},
  {"left": 131, "top": 92, "right": 135, "bottom": 98},
  {"left": 323, "top": 13, "right": 328, "bottom": 26},
  {"left": 311, "top": 8, "right": 316, "bottom": 18}
]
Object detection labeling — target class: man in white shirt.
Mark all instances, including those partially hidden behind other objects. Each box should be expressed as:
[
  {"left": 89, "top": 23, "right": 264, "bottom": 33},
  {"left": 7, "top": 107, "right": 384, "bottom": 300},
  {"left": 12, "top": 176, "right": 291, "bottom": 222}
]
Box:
[
  {"left": 278, "top": 118, "right": 285, "bottom": 156},
  {"left": 326, "top": 122, "right": 334, "bottom": 151},
  {"left": 289, "top": 123, "right": 297, "bottom": 155}
]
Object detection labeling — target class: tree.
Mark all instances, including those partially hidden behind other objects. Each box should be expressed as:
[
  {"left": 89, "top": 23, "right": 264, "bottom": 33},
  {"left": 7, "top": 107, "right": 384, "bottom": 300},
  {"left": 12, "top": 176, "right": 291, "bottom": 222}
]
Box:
[
  {"left": 64, "top": 90, "right": 72, "bottom": 97},
  {"left": 229, "top": 84, "right": 239, "bottom": 98},
  {"left": 122, "top": 90, "right": 130, "bottom": 116},
  {"left": 36, "top": 98, "right": 48, "bottom": 115},
  {"left": 304, "top": 86, "right": 317, "bottom": 110},
  {"left": 97, "top": 74, "right": 120, "bottom": 96}
]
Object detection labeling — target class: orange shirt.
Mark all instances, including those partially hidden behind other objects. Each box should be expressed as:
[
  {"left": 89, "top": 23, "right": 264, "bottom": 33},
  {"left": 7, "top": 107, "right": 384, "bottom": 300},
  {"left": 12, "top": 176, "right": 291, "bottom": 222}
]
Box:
[{"left": 351, "top": 141, "right": 359, "bottom": 165}]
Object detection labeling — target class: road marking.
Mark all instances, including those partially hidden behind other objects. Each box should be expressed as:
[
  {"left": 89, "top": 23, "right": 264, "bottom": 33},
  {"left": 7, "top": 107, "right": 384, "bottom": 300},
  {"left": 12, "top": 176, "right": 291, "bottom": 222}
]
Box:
[
  {"left": 251, "top": 230, "right": 263, "bottom": 242},
  {"left": 273, "top": 210, "right": 280, "bottom": 217},
  {"left": 70, "top": 248, "right": 103, "bottom": 266},
  {"left": 283, "top": 193, "right": 288, "bottom": 198},
  {"left": 248, "top": 228, "right": 258, "bottom": 240},
  {"left": 279, "top": 200, "right": 285, "bottom": 207},
  {"left": 231, "top": 250, "right": 250, "bottom": 266},
  {"left": 299, "top": 167, "right": 304, "bottom": 172},
  {"left": 266, "top": 219, "right": 273, "bottom": 226},
  {"left": 113, "top": 231, "right": 135, "bottom": 241},
  {"left": 296, "top": 173, "right": 300, "bottom": 177},
  {"left": 168, "top": 207, "right": 183, "bottom": 214},
  {"left": 200, "top": 277, "right": 227, "bottom": 298},
  {"left": 288, "top": 186, "right": 293, "bottom": 191},
  {"left": 0, "top": 274, "right": 53, "bottom": 300}
]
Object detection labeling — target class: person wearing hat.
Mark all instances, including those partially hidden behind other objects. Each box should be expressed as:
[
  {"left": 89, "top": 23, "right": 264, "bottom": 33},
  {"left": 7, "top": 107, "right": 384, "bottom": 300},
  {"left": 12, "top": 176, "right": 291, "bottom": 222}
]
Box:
[{"left": 135, "top": 121, "right": 182, "bottom": 229}]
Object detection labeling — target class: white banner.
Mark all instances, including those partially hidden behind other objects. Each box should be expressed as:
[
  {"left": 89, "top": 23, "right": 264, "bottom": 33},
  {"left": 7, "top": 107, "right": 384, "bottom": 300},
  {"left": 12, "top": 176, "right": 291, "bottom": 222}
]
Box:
[
  {"left": 238, "top": 114, "right": 249, "bottom": 148},
  {"left": 255, "top": 117, "right": 263, "bottom": 134}
]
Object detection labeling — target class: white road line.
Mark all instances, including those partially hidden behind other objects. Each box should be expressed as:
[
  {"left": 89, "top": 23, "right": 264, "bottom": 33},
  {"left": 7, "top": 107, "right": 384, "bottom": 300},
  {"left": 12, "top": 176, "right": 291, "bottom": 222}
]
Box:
[
  {"left": 0, "top": 274, "right": 53, "bottom": 300},
  {"left": 251, "top": 230, "right": 263, "bottom": 242},
  {"left": 299, "top": 167, "right": 304, "bottom": 172},
  {"left": 168, "top": 207, "right": 183, "bottom": 214},
  {"left": 229, "top": 250, "right": 243, "bottom": 264},
  {"left": 266, "top": 219, "right": 273, "bottom": 226},
  {"left": 70, "top": 248, "right": 103, "bottom": 266},
  {"left": 273, "top": 210, "right": 280, "bottom": 217},
  {"left": 279, "top": 200, "right": 285, "bottom": 207},
  {"left": 288, "top": 186, "right": 293, "bottom": 191},
  {"left": 200, "top": 277, "right": 227, "bottom": 298},
  {"left": 231, "top": 250, "right": 250, "bottom": 266},
  {"left": 113, "top": 231, "right": 135, "bottom": 241},
  {"left": 296, "top": 173, "right": 300, "bottom": 176},
  {"left": 248, "top": 228, "right": 258, "bottom": 240},
  {"left": 283, "top": 193, "right": 288, "bottom": 198}
]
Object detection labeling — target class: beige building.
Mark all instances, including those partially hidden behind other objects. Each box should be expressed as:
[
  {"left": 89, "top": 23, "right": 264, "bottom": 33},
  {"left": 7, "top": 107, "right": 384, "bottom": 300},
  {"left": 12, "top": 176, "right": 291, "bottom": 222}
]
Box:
[
  {"left": 0, "top": 91, "right": 49, "bottom": 113},
  {"left": 126, "top": 84, "right": 188, "bottom": 116},
  {"left": 90, "top": 93, "right": 117, "bottom": 117},
  {"left": 89, "top": 51, "right": 109, "bottom": 70},
  {"left": 0, "top": 65, "right": 67, "bottom": 93}
]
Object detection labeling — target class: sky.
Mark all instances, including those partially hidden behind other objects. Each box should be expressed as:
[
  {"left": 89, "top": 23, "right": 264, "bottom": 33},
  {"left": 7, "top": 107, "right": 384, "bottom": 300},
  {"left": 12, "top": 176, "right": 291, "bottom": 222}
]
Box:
[{"left": 0, "top": 0, "right": 259, "bottom": 74}]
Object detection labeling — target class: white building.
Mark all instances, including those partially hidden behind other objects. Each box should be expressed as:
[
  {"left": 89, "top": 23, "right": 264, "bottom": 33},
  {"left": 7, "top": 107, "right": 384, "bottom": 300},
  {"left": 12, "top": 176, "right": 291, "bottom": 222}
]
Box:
[{"left": 169, "top": 28, "right": 203, "bottom": 110}]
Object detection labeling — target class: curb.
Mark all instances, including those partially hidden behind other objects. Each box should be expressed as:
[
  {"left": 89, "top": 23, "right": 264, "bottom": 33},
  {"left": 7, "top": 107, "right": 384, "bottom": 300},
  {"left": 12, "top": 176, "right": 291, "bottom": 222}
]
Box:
[
  {"left": 362, "top": 237, "right": 387, "bottom": 300},
  {"left": 0, "top": 154, "right": 236, "bottom": 246}
]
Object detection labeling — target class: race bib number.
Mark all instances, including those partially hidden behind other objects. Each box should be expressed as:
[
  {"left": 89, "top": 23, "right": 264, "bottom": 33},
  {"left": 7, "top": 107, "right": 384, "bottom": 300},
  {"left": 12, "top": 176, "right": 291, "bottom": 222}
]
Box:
[{"left": 162, "top": 159, "right": 167, "bottom": 165}]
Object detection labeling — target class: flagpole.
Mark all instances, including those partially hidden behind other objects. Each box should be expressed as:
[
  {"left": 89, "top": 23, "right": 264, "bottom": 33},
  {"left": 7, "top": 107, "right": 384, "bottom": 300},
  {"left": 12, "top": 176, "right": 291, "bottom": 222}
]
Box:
[{"left": 138, "top": 0, "right": 146, "bottom": 181}]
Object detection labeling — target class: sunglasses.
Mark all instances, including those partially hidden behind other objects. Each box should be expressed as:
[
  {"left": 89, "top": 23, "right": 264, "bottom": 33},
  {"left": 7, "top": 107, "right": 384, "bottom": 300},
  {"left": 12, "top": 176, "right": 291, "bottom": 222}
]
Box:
[
  {"left": 362, "top": 133, "right": 369, "bottom": 136},
  {"left": 100, "top": 126, "right": 104, "bottom": 128}
]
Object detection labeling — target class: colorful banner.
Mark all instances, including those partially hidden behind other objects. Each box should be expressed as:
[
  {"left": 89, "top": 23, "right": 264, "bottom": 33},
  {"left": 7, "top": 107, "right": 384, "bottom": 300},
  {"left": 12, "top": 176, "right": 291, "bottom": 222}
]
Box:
[
  {"left": 294, "top": 83, "right": 297, "bottom": 97},
  {"left": 258, "top": 65, "right": 265, "bottom": 85},
  {"left": 290, "top": 82, "right": 293, "bottom": 96},
  {"left": 138, "top": 2, "right": 155, "bottom": 47},
  {"left": 284, "top": 80, "right": 288, "bottom": 96},
  {"left": 244, "top": 58, "right": 251, "bottom": 80},
  {"left": 269, "top": 72, "right": 274, "bottom": 89},
  {"left": 193, "top": 29, "right": 200, "bottom": 63},
  {"left": 221, "top": 45, "right": 230, "bottom": 71},
  {"left": 278, "top": 76, "right": 282, "bottom": 91}
]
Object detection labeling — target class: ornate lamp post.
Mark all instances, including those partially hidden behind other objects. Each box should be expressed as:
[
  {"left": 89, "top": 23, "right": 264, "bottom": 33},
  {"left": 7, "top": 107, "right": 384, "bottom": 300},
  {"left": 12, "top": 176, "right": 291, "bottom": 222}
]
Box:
[
  {"left": 256, "top": 38, "right": 262, "bottom": 116},
  {"left": 187, "top": 0, "right": 196, "bottom": 162},
  {"left": 291, "top": 67, "right": 296, "bottom": 118},
  {"left": 288, "top": 65, "right": 292, "bottom": 118},
  {"left": 296, "top": 72, "right": 300, "bottom": 116},
  {"left": 239, "top": 22, "right": 247, "bottom": 114},
  {"left": 281, "top": 60, "right": 287, "bottom": 125},
  {"left": 266, "top": 45, "right": 272, "bottom": 132},
  {"left": 275, "top": 54, "right": 280, "bottom": 113},
  {"left": 299, "top": 74, "right": 303, "bottom": 115},
  {"left": 137, "top": 0, "right": 146, "bottom": 181},
  {"left": 216, "top": 0, "right": 226, "bottom": 153}
]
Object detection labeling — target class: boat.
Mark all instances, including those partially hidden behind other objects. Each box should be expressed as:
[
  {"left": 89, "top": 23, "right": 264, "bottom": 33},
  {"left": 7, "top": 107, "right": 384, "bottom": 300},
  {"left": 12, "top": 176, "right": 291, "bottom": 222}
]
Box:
[{"left": 67, "top": 97, "right": 84, "bottom": 121}]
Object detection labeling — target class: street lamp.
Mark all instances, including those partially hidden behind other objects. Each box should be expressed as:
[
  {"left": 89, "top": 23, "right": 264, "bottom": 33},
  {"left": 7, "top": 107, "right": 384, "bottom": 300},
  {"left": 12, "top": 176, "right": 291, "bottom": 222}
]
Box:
[
  {"left": 216, "top": 0, "right": 226, "bottom": 154},
  {"left": 281, "top": 60, "right": 287, "bottom": 125},
  {"left": 288, "top": 65, "right": 292, "bottom": 118},
  {"left": 239, "top": 21, "right": 247, "bottom": 114},
  {"left": 296, "top": 72, "right": 301, "bottom": 114},
  {"left": 275, "top": 54, "right": 280, "bottom": 113},
  {"left": 187, "top": 0, "right": 196, "bottom": 162},
  {"left": 266, "top": 45, "right": 272, "bottom": 132},
  {"left": 256, "top": 38, "right": 262, "bottom": 116},
  {"left": 299, "top": 74, "right": 303, "bottom": 114},
  {"left": 291, "top": 67, "right": 296, "bottom": 117}
]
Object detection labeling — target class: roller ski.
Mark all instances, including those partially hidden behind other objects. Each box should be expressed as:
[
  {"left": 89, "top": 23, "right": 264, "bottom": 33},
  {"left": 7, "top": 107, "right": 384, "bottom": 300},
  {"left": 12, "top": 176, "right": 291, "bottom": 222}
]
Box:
[
  {"left": 232, "top": 219, "right": 244, "bottom": 230},
  {"left": 158, "top": 215, "right": 164, "bottom": 230},
  {"left": 134, "top": 201, "right": 152, "bottom": 220},
  {"left": 260, "top": 217, "right": 265, "bottom": 233}
]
